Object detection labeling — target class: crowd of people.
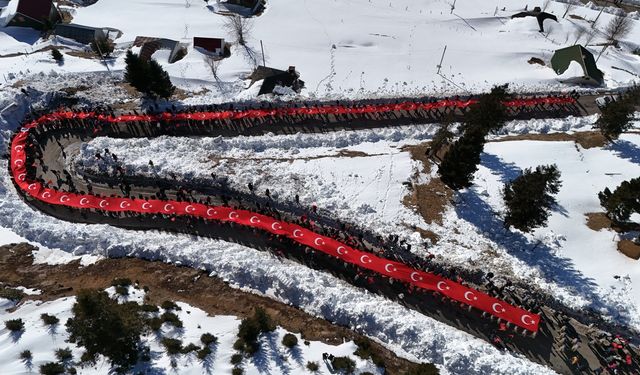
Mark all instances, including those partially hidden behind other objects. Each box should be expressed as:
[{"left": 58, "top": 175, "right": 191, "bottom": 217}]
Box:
[{"left": 6, "top": 94, "right": 638, "bottom": 373}]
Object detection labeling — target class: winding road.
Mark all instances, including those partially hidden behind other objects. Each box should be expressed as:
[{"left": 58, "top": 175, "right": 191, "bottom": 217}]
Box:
[{"left": 8, "top": 94, "right": 640, "bottom": 374}]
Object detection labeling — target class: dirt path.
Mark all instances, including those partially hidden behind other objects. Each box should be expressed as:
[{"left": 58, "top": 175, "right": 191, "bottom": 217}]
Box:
[{"left": 0, "top": 243, "right": 419, "bottom": 374}]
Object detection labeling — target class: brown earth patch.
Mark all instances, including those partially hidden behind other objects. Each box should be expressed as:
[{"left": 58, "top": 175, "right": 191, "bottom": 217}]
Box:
[
  {"left": 585, "top": 212, "right": 612, "bottom": 231},
  {"left": 402, "top": 142, "right": 452, "bottom": 225},
  {"left": 0, "top": 243, "right": 421, "bottom": 374},
  {"left": 490, "top": 131, "right": 607, "bottom": 149},
  {"left": 618, "top": 240, "right": 640, "bottom": 260}
]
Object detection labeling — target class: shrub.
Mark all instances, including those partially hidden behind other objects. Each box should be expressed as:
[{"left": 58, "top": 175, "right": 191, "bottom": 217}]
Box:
[
  {"left": 41, "top": 313, "right": 60, "bottom": 326},
  {"left": 197, "top": 346, "right": 212, "bottom": 360},
  {"left": 331, "top": 356, "right": 356, "bottom": 374},
  {"left": 231, "top": 353, "right": 243, "bottom": 365},
  {"left": 282, "top": 333, "right": 298, "bottom": 348},
  {"left": 66, "top": 289, "right": 144, "bottom": 369},
  {"left": 140, "top": 304, "right": 159, "bottom": 313},
  {"left": 5, "top": 318, "right": 24, "bottom": 331},
  {"left": 114, "top": 285, "right": 129, "bottom": 296},
  {"left": 111, "top": 278, "right": 132, "bottom": 287},
  {"left": 0, "top": 287, "right": 25, "bottom": 301},
  {"left": 405, "top": 362, "right": 440, "bottom": 375},
  {"left": 232, "top": 368, "right": 244, "bottom": 375},
  {"left": 67, "top": 368, "right": 77, "bottom": 375},
  {"left": 181, "top": 343, "right": 200, "bottom": 354},
  {"left": 353, "top": 337, "right": 372, "bottom": 359},
  {"left": 147, "top": 317, "right": 163, "bottom": 331},
  {"left": 51, "top": 48, "right": 63, "bottom": 62},
  {"left": 161, "top": 300, "right": 180, "bottom": 311},
  {"left": 90, "top": 37, "right": 115, "bottom": 57},
  {"left": 503, "top": 165, "right": 562, "bottom": 232},
  {"left": 20, "top": 350, "right": 32, "bottom": 360},
  {"left": 39, "top": 362, "right": 65, "bottom": 375},
  {"left": 306, "top": 361, "right": 319, "bottom": 372},
  {"left": 161, "top": 312, "right": 183, "bottom": 328},
  {"left": 161, "top": 337, "right": 183, "bottom": 355},
  {"left": 201, "top": 333, "right": 217, "bottom": 346},
  {"left": 253, "top": 307, "right": 275, "bottom": 332},
  {"left": 55, "top": 347, "right": 73, "bottom": 362}
]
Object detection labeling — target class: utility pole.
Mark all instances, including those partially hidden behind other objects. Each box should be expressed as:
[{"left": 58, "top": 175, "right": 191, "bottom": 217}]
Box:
[
  {"left": 260, "top": 40, "right": 266, "bottom": 67},
  {"left": 592, "top": 8, "right": 604, "bottom": 28},
  {"left": 436, "top": 45, "right": 447, "bottom": 75}
]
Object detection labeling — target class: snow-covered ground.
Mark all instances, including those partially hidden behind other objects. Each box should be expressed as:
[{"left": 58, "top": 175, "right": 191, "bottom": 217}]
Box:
[
  {"left": 0, "top": 287, "right": 383, "bottom": 375},
  {"left": 71, "top": 115, "right": 640, "bottom": 332},
  {"left": 0, "top": 0, "right": 639, "bottom": 100}
]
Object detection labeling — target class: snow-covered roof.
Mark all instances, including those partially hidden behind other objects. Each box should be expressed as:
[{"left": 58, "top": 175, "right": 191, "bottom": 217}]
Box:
[{"left": 0, "top": 0, "right": 18, "bottom": 27}]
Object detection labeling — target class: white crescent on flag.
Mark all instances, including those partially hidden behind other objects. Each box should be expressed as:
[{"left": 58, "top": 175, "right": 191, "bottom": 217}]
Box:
[
  {"left": 185, "top": 205, "right": 195, "bottom": 213},
  {"left": 17, "top": 173, "right": 26, "bottom": 181},
  {"left": 229, "top": 211, "right": 239, "bottom": 220},
  {"left": 360, "top": 255, "right": 371, "bottom": 264},
  {"left": 411, "top": 272, "right": 423, "bottom": 282},
  {"left": 384, "top": 264, "right": 396, "bottom": 273},
  {"left": 164, "top": 204, "right": 174, "bottom": 212},
  {"left": 250, "top": 216, "right": 260, "bottom": 224},
  {"left": 99, "top": 200, "right": 109, "bottom": 208},
  {"left": 80, "top": 198, "right": 90, "bottom": 206},
  {"left": 207, "top": 208, "right": 216, "bottom": 217},
  {"left": 271, "top": 222, "right": 282, "bottom": 231},
  {"left": 336, "top": 246, "right": 347, "bottom": 255},
  {"left": 521, "top": 315, "right": 535, "bottom": 326},
  {"left": 120, "top": 201, "right": 130, "bottom": 209},
  {"left": 437, "top": 281, "right": 450, "bottom": 291},
  {"left": 492, "top": 303, "right": 505, "bottom": 314},
  {"left": 60, "top": 195, "right": 70, "bottom": 203},
  {"left": 314, "top": 237, "right": 325, "bottom": 246},
  {"left": 14, "top": 145, "right": 23, "bottom": 151},
  {"left": 142, "top": 202, "right": 152, "bottom": 210},
  {"left": 464, "top": 291, "right": 477, "bottom": 301},
  {"left": 42, "top": 191, "right": 51, "bottom": 199},
  {"left": 14, "top": 159, "right": 24, "bottom": 167},
  {"left": 28, "top": 183, "right": 37, "bottom": 190},
  {"left": 293, "top": 229, "right": 303, "bottom": 238}
]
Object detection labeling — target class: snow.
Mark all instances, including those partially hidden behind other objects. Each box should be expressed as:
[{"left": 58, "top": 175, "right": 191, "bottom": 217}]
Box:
[
  {"left": 0, "top": 291, "right": 385, "bottom": 375},
  {"left": 1, "top": 0, "right": 639, "bottom": 96}
]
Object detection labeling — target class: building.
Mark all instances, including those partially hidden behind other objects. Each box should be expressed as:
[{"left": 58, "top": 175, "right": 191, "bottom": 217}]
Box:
[
  {"left": 193, "top": 37, "right": 226, "bottom": 57},
  {"left": 248, "top": 65, "right": 305, "bottom": 95},
  {"left": 550, "top": 45, "right": 604, "bottom": 86},
  {"left": 133, "top": 36, "right": 185, "bottom": 63},
  {"left": 5, "top": 0, "right": 60, "bottom": 30},
  {"left": 54, "top": 23, "right": 121, "bottom": 45}
]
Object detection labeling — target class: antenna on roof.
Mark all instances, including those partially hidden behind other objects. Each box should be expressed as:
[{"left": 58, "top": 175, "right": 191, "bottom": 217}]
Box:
[{"left": 260, "top": 39, "right": 266, "bottom": 66}]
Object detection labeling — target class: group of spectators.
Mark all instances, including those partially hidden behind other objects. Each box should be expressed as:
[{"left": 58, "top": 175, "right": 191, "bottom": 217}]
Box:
[{"left": 6, "top": 95, "right": 637, "bottom": 373}]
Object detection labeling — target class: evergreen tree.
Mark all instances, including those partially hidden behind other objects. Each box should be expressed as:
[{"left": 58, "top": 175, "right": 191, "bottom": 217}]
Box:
[
  {"left": 463, "top": 84, "right": 509, "bottom": 135},
  {"left": 438, "top": 85, "right": 510, "bottom": 190},
  {"left": 124, "top": 51, "right": 150, "bottom": 94},
  {"left": 598, "top": 177, "right": 640, "bottom": 223},
  {"left": 66, "top": 289, "right": 143, "bottom": 370},
  {"left": 438, "top": 127, "right": 485, "bottom": 190},
  {"left": 595, "top": 97, "right": 634, "bottom": 141},
  {"left": 148, "top": 59, "right": 176, "bottom": 99},
  {"left": 124, "top": 51, "right": 175, "bottom": 99},
  {"left": 51, "top": 48, "right": 63, "bottom": 62},
  {"left": 503, "top": 165, "right": 562, "bottom": 232}
]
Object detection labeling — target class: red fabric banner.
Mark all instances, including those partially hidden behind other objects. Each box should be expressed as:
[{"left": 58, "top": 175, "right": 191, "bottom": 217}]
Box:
[{"left": 9, "top": 97, "right": 563, "bottom": 332}]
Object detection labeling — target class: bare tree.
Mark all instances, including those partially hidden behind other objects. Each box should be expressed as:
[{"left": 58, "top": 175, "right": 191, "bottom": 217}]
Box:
[
  {"left": 604, "top": 15, "right": 633, "bottom": 44},
  {"left": 562, "top": 2, "right": 573, "bottom": 18},
  {"left": 224, "top": 15, "right": 253, "bottom": 46},
  {"left": 598, "top": 15, "right": 633, "bottom": 62},
  {"left": 204, "top": 56, "right": 224, "bottom": 91}
]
